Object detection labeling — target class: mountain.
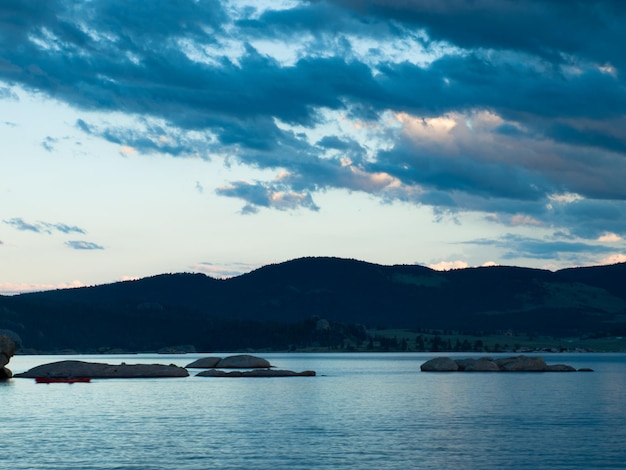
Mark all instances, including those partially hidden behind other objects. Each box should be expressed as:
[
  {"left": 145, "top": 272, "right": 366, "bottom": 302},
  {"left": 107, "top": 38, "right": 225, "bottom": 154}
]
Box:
[{"left": 1, "top": 257, "right": 625, "bottom": 352}]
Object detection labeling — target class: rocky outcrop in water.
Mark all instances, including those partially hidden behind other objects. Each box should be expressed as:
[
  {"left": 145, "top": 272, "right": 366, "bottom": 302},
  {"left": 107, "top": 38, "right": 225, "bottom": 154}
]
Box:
[
  {"left": 421, "top": 355, "right": 590, "bottom": 372},
  {"left": 15, "top": 360, "right": 190, "bottom": 379},
  {"left": 186, "top": 354, "right": 272, "bottom": 369},
  {"left": 185, "top": 356, "right": 222, "bottom": 368},
  {"left": 197, "top": 369, "right": 316, "bottom": 377},
  {"left": 188, "top": 354, "right": 315, "bottom": 377},
  {"left": 0, "top": 334, "right": 16, "bottom": 380},
  {"left": 420, "top": 356, "right": 459, "bottom": 372},
  {"left": 216, "top": 354, "right": 272, "bottom": 369}
]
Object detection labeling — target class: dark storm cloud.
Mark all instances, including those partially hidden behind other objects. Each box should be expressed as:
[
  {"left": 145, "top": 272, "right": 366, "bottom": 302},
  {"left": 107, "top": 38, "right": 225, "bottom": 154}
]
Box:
[
  {"left": 326, "top": 0, "right": 626, "bottom": 67},
  {"left": 375, "top": 141, "right": 549, "bottom": 202},
  {"left": 2, "top": 0, "right": 626, "bottom": 245},
  {"left": 65, "top": 240, "right": 104, "bottom": 250},
  {"left": 544, "top": 122, "right": 626, "bottom": 156},
  {"left": 549, "top": 199, "right": 626, "bottom": 240}
]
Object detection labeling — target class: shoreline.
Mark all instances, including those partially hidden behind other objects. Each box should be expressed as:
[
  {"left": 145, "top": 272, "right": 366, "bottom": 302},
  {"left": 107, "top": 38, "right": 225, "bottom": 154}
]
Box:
[{"left": 13, "top": 347, "right": 625, "bottom": 355}]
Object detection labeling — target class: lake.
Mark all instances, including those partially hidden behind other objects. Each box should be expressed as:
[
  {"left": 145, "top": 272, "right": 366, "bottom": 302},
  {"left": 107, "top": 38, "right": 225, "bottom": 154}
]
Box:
[{"left": 2, "top": 352, "right": 625, "bottom": 469}]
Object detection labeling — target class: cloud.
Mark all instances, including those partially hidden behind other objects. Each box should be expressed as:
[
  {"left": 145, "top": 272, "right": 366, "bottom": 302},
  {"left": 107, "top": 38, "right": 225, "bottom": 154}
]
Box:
[
  {"left": 428, "top": 260, "right": 469, "bottom": 271},
  {"left": 327, "top": 0, "right": 626, "bottom": 70},
  {"left": 3, "top": 218, "right": 86, "bottom": 235},
  {"left": 41, "top": 136, "right": 57, "bottom": 152},
  {"left": 191, "top": 261, "right": 258, "bottom": 278},
  {"left": 465, "top": 234, "right": 619, "bottom": 262},
  {"left": 0, "top": 86, "right": 18, "bottom": 100},
  {"left": 216, "top": 180, "right": 320, "bottom": 212},
  {"left": 508, "top": 215, "right": 543, "bottom": 227},
  {"left": 427, "top": 259, "right": 501, "bottom": 271},
  {"left": 75, "top": 118, "right": 91, "bottom": 134},
  {"left": 1, "top": 0, "right": 626, "bottom": 240},
  {"left": 76, "top": 118, "right": 214, "bottom": 159},
  {"left": 0, "top": 280, "right": 86, "bottom": 296},
  {"left": 598, "top": 233, "right": 622, "bottom": 243},
  {"left": 3, "top": 217, "right": 45, "bottom": 233},
  {"left": 119, "top": 145, "right": 137, "bottom": 156},
  {"left": 481, "top": 261, "right": 499, "bottom": 268},
  {"left": 65, "top": 241, "right": 104, "bottom": 250},
  {"left": 51, "top": 223, "right": 86, "bottom": 234},
  {"left": 598, "top": 254, "right": 626, "bottom": 265}
]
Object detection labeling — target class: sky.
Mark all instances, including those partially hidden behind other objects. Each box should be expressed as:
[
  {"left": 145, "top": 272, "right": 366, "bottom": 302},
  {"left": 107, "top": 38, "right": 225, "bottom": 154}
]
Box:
[{"left": 2, "top": 0, "right": 626, "bottom": 294}]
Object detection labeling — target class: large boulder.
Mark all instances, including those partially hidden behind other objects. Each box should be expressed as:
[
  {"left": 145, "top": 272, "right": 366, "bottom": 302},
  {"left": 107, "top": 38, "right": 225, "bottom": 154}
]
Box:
[
  {"left": 0, "top": 334, "right": 16, "bottom": 366},
  {"left": 215, "top": 355, "right": 271, "bottom": 369},
  {"left": 465, "top": 357, "right": 500, "bottom": 372},
  {"left": 496, "top": 355, "right": 547, "bottom": 371},
  {"left": 14, "top": 360, "right": 189, "bottom": 379},
  {"left": 454, "top": 358, "right": 476, "bottom": 371},
  {"left": 0, "top": 334, "right": 16, "bottom": 379},
  {"left": 420, "top": 357, "right": 459, "bottom": 372},
  {"left": 197, "top": 369, "right": 316, "bottom": 378},
  {"left": 185, "top": 357, "right": 222, "bottom": 369},
  {"left": 545, "top": 364, "right": 577, "bottom": 372},
  {"left": 0, "top": 366, "right": 12, "bottom": 380}
]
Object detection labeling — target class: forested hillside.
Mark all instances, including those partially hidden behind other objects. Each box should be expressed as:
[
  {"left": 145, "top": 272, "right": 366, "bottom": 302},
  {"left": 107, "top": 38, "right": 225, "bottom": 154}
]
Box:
[{"left": 1, "top": 257, "right": 625, "bottom": 352}]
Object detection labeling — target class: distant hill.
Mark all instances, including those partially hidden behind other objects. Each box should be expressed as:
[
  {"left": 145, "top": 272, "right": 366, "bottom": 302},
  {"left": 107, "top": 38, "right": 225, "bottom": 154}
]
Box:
[{"left": 1, "top": 257, "right": 625, "bottom": 352}]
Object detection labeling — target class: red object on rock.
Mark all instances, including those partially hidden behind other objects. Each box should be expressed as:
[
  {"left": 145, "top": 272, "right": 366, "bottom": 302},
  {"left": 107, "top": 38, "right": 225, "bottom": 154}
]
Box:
[{"left": 35, "top": 377, "right": 91, "bottom": 384}]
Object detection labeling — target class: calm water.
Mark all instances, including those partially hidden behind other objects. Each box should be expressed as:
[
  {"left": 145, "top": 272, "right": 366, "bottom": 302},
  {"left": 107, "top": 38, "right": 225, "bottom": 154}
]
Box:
[{"left": 1, "top": 352, "right": 625, "bottom": 469}]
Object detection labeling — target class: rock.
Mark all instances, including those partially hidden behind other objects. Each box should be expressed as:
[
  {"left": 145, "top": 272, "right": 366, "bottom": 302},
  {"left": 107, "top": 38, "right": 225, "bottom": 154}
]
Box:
[
  {"left": 185, "top": 357, "right": 222, "bottom": 369},
  {"left": 14, "top": 360, "right": 189, "bottom": 379},
  {"left": 545, "top": 364, "right": 576, "bottom": 372},
  {"left": 465, "top": 357, "right": 499, "bottom": 372},
  {"left": 0, "top": 334, "right": 16, "bottom": 379},
  {"left": 215, "top": 354, "right": 271, "bottom": 369},
  {"left": 197, "top": 369, "right": 316, "bottom": 378},
  {"left": 455, "top": 358, "right": 476, "bottom": 371},
  {"left": 421, "top": 355, "right": 588, "bottom": 372},
  {"left": 199, "top": 369, "right": 243, "bottom": 377},
  {"left": 1, "top": 334, "right": 16, "bottom": 364},
  {"left": 0, "top": 366, "right": 12, "bottom": 380},
  {"left": 420, "top": 357, "right": 459, "bottom": 372},
  {"left": 578, "top": 368, "right": 594, "bottom": 372},
  {"left": 496, "top": 355, "right": 547, "bottom": 371}
]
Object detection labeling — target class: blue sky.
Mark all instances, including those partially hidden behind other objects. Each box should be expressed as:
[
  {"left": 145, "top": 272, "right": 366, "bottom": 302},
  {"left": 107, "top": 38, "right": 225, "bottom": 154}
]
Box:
[{"left": 2, "top": 0, "right": 626, "bottom": 294}]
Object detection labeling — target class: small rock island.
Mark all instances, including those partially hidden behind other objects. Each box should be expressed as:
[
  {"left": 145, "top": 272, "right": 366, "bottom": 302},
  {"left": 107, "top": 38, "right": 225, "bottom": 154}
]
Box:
[
  {"left": 420, "top": 355, "right": 593, "bottom": 372},
  {"left": 15, "top": 360, "right": 190, "bottom": 379},
  {"left": 13, "top": 354, "right": 316, "bottom": 380},
  {"left": 187, "top": 354, "right": 316, "bottom": 377},
  {"left": 186, "top": 354, "right": 271, "bottom": 369}
]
